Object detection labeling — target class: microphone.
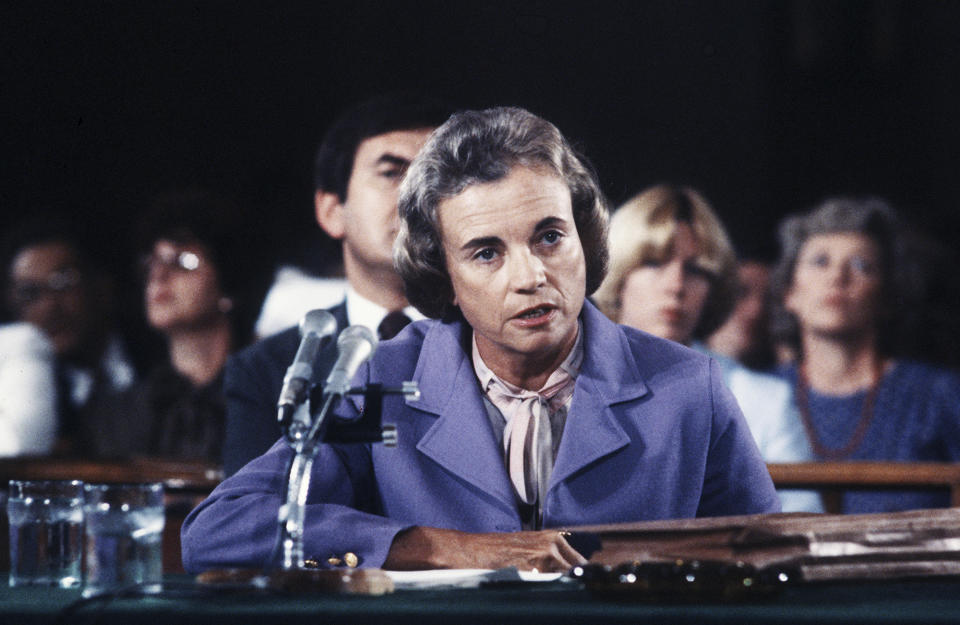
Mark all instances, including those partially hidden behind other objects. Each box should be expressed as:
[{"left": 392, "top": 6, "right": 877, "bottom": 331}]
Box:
[
  {"left": 323, "top": 325, "right": 378, "bottom": 398},
  {"left": 276, "top": 309, "right": 338, "bottom": 426}
]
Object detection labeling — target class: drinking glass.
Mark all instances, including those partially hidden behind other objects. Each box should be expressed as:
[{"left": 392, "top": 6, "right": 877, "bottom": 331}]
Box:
[
  {"left": 82, "top": 482, "right": 164, "bottom": 597},
  {"left": 7, "top": 479, "right": 84, "bottom": 588}
]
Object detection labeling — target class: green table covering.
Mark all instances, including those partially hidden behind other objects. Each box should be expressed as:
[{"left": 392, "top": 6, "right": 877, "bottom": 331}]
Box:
[{"left": 4, "top": 573, "right": 960, "bottom": 625}]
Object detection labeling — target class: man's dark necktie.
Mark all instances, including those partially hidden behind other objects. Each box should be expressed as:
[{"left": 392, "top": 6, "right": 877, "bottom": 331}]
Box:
[{"left": 377, "top": 311, "right": 412, "bottom": 340}]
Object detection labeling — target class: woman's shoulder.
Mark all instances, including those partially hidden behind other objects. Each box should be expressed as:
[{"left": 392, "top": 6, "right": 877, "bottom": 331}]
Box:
[
  {"left": 726, "top": 360, "right": 792, "bottom": 403},
  {"left": 889, "top": 359, "right": 960, "bottom": 398},
  {"left": 619, "top": 324, "right": 714, "bottom": 374},
  {"left": 371, "top": 317, "right": 453, "bottom": 377},
  {"left": 692, "top": 345, "right": 793, "bottom": 422}
]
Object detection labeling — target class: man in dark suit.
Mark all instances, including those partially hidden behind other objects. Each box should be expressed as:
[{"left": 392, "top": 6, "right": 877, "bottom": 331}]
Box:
[
  {"left": 2, "top": 217, "right": 139, "bottom": 456},
  {"left": 221, "top": 94, "right": 452, "bottom": 475}
]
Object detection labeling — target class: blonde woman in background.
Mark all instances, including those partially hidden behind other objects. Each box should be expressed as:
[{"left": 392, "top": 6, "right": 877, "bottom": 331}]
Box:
[{"left": 595, "top": 184, "right": 822, "bottom": 513}]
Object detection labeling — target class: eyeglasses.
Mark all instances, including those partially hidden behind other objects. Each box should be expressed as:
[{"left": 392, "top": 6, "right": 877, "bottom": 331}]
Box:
[
  {"left": 8, "top": 268, "right": 83, "bottom": 307},
  {"left": 140, "top": 249, "right": 202, "bottom": 278}
]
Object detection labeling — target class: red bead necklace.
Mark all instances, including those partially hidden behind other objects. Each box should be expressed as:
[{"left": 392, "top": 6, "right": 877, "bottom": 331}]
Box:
[{"left": 794, "top": 360, "right": 884, "bottom": 461}]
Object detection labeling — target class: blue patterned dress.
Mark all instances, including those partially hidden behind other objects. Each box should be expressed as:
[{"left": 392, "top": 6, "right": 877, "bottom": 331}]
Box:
[{"left": 778, "top": 360, "right": 960, "bottom": 513}]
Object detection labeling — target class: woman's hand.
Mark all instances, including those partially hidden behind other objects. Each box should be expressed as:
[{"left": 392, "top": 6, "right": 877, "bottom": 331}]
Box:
[{"left": 383, "top": 526, "right": 587, "bottom": 572}]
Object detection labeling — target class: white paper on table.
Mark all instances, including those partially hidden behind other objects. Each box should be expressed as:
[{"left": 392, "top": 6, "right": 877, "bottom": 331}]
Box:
[{"left": 385, "top": 568, "right": 563, "bottom": 590}]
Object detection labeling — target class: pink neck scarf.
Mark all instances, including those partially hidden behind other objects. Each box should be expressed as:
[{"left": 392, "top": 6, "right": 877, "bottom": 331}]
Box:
[{"left": 472, "top": 325, "right": 583, "bottom": 506}]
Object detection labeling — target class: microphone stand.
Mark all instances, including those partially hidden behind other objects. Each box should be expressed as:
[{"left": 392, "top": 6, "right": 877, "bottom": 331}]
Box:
[{"left": 277, "top": 381, "right": 419, "bottom": 571}]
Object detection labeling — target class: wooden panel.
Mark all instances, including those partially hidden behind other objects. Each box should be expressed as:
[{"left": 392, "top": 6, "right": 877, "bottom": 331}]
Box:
[{"left": 768, "top": 462, "right": 960, "bottom": 512}]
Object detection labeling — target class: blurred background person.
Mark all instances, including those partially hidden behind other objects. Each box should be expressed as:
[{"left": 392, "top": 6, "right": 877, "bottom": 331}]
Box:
[
  {"left": 93, "top": 189, "right": 269, "bottom": 462},
  {"left": 222, "top": 93, "right": 453, "bottom": 476},
  {"left": 770, "top": 197, "right": 960, "bottom": 514},
  {"left": 594, "top": 184, "right": 822, "bottom": 513},
  {"left": 0, "top": 322, "right": 57, "bottom": 456},
  {"left": 2, "top": 216, "right": 138, "bottom": 455},
  {"left": 707, "top": 258, "right": 777, "bottom": 371}
]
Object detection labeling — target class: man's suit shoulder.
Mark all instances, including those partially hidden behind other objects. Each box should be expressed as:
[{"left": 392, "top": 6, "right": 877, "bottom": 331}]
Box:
[
  {"left": 229, "top": 325, "right": 302, "bottom": 376},
  {"left": 230, "top": 300, "right": 348, "bottom": 375}
]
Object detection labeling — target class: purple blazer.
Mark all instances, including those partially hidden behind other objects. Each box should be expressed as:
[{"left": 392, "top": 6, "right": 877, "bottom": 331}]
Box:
[{"left": 181, "top": 301, "right": 779, "bottom": 573}]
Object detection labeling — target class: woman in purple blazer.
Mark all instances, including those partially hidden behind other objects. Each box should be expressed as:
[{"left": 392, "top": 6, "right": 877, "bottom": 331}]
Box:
[{"left": 181, "top": 107, "right": 779, "bottom": 575}]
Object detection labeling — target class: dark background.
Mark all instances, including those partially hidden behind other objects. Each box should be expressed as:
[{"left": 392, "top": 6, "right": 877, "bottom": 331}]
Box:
[{"left": 3, "top": 1, "right": 959, "bottom": 319}]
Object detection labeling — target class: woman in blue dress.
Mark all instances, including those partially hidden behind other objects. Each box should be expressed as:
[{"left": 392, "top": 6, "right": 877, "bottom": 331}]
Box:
[{"left": 770, "top": 197, "right": 960, "bottom": 513}]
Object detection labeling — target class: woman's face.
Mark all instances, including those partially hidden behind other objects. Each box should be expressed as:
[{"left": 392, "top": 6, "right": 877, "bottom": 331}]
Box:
[
  {"left": 784, "top": 231, "right": 883, "bottom": 341},
  {"left": 437, "top": 165, "right": 586, "bottom": 383},
  {"left": 616, "top": 222, "right": 711, "bottom": 344},
  {"left": 144, "top": 239, "right": 225, "bottom": 332}
]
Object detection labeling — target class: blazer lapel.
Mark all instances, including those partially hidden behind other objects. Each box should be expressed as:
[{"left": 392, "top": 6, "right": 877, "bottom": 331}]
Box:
[
  {"left": 409, "top": 320, "right": 518, "bottom": 512},
  {"left": 550, "top": 302, "right": 649, "bottom": 488}
]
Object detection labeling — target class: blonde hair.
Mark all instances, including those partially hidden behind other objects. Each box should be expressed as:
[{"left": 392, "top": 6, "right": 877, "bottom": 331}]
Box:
[{"left": 594, "top": 184, "right": 738, "bottom": 339}]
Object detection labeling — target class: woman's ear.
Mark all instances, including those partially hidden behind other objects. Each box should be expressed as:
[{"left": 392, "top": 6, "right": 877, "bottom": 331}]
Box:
[{"left": 314, "top": 190, "right": 346, "bottom": 239}]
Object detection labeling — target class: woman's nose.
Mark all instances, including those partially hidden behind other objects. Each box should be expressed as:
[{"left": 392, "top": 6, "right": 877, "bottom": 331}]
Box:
[
  {"left": 826, "top": 259, "right": 851, "bottom": 285},
  {"left": 147, "top": 260, "right": 173, "bottom": 283},
  {"left": 661, "top": 259, "right": 685, "bottom": 294},
  {"left": 510, "top": 249, "right": 546, "bottom": 292}
]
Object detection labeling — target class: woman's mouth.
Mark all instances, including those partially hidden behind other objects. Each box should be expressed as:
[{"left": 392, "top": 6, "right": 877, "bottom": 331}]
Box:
[
  {"left": 513, "top": 305, "right": 556, "bottom": 326},
  {"left": 660, "top": 308, "right": 683, "bottom": 324},
  {"left": 518, "top": 306, "right": 549, "bottom": 319}
]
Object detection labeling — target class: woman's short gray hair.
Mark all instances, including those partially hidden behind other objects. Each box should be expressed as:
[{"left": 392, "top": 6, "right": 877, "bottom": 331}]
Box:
[{"left": 394, "top": 106, "right": 609, "bottom": 319}]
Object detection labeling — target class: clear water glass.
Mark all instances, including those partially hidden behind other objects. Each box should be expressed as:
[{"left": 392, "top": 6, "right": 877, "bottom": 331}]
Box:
[
  {"left": 82, "top": 482, "right": 164, "bottom": 597},
  {"left": 7, "top": 479, "right": 84, "bottom": 588}
]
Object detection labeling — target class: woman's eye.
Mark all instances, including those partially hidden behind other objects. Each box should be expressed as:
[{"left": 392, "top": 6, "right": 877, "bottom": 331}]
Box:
[
  {"left": 685, "top": 263, "right": 712, "bottom": 280},
  {"left": 849, "top": 256, "right": 876, "bottom": 275},
  {"left": 541, "top": 230, "right": 561, "bottom": 244},
  {"left": 474, "top": 248, "right": 497, "bottom": 262},
  {"left": 808, "top": 253, "right": 830, "bottom": 268}
]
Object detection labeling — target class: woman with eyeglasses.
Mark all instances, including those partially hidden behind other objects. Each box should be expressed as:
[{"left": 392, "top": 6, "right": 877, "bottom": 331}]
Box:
[
  {"left": 770, "top": 197, "right": 960, "bottom": 513},
  {"left": 97, "top": 189, "right": 266, "bottom": 463}
]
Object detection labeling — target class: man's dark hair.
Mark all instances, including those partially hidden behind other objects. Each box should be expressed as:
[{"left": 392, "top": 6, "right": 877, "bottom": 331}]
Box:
[{"left": 312, "top": 92, "right": 454, "bottom": 201}]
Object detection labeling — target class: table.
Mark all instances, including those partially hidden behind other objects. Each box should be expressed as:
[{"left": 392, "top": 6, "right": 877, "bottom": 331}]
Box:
[{"left": 4, "top": 573, "right": 960, "bottom": 625}]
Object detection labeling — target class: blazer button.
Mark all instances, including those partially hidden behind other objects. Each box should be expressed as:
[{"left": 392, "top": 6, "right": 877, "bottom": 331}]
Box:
[
  {"left": 327, "top": 556, "right": 343, "bottom": 566},
  {"left": 344, "top": 552, "right": 359, "bottom": 568}
]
